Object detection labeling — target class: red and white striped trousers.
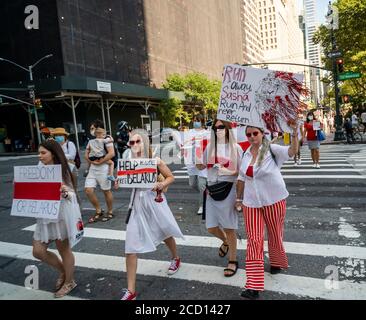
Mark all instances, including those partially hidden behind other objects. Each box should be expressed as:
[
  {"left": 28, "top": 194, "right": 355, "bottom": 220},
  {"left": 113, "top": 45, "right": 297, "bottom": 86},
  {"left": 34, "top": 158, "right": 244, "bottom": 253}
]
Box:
[{"left": 243, "top": 199, "right": 288, "bottom": 291}]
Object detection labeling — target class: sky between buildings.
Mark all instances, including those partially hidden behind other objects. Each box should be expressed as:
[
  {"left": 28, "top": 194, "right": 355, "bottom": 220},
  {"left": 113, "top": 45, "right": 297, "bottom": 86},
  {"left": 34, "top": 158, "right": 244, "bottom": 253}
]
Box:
[{"left": 297, "top": 0, "right": 333, "bottom": 25}]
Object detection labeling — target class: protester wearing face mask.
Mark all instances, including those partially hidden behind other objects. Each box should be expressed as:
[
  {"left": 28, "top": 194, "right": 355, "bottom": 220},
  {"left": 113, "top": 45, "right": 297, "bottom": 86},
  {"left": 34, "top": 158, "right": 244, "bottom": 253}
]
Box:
[
  {"left": 303, "top": 111, "right": 322, "bottom": 168},
  {"left": 182, "top": 115, "right": 209, "bottom": 215},
  {"left": 51, "top": 128, "right": 77, "bottom": 173}
]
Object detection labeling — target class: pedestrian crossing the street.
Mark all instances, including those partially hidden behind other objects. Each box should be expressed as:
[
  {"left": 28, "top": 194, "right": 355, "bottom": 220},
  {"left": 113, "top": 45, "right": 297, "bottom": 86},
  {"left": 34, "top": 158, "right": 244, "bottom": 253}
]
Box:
[
  {"left": 175, "top": 145, "right": 366, "bottom": 180},
  {"left": 0, "top": 145, "right": 365, "bottom": 300}
]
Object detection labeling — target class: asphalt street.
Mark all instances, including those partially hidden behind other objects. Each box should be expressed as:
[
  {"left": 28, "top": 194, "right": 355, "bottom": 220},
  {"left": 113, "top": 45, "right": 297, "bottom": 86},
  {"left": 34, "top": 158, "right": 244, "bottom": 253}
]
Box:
[{"left": 0, "top": 142, "right": 365, "bottom": 300}]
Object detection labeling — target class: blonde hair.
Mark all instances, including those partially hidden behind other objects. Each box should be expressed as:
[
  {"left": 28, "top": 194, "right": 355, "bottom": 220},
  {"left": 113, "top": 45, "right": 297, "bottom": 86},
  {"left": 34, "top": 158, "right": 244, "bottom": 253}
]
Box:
[
  {"left": 245, "top": 126, "right": 270, "bottom": 167},
  {"left": 129, "top": 129, "right": 153, "bottom": 158}
]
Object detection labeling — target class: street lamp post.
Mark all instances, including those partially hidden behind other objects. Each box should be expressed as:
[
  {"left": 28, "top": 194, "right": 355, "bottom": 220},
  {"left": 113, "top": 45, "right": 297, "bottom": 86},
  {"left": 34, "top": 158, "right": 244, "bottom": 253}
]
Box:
[
  {"left": 0, "top": 54, "right": 53, "bottom": 147},
  {"left": 326, "top": 2, "right": 343, "bottom": 141}
]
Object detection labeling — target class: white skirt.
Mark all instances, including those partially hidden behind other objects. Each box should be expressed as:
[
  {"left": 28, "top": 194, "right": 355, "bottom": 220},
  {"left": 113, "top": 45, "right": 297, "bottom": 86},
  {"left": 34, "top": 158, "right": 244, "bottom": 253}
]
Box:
[
  {"left": 125, "top": 189, "right": 185, "bottom": 254},
  {"left": 205, "top": 184, "right": 238, "bottom": 230},
  {"left": 33, "top": 192, "right": 83, "bottom": 247}
]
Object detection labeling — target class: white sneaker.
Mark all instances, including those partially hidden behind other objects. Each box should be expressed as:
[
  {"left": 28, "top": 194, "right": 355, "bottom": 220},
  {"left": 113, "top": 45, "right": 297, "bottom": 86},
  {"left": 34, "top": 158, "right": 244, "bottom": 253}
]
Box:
[
  {"left": 316, "top": 164, "right": 320, "bottom": 169},
  {"left": 294, "top": 162, "right": 298, "bottom": 166},
  {"left": 298, "top": 159, "right": 302, "bottom": 165},
  {"left": 197, "top": 206, "right": 203, "bottom": 215},
  {"left": 312, "top": 163, "right": 317, "bottom": 168}
]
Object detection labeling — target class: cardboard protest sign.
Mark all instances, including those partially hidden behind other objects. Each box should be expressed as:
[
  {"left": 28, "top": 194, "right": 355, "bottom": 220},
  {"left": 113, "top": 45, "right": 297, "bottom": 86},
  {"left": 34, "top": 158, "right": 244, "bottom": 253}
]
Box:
[
  {"left": 313, "top": 121, "right": 321, "bottom": 131},
  {"left": 117, "top": 158, "right": 157, "bottom": 188},
  {"left": 217, "top": 64, "right": 308, "bottom": 133},
  {"left": 11, "top": 165, "right": 62, "bottom": 219}
]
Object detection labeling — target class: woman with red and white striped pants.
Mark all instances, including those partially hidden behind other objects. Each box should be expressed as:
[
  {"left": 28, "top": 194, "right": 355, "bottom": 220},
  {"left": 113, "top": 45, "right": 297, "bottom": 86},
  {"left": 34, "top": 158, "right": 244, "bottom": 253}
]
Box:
[{"left": 236, "top": 124, "right": 299, "bottom": 299}]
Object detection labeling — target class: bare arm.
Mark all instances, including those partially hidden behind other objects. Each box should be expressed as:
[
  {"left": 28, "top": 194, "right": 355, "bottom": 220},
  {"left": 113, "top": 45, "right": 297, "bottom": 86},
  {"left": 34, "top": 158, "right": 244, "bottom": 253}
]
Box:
[
  {"left": 235, "top": 180, "right": 245, "bottom": 210},
  {"left": 152, "top": 159, "right": 174, "bottom": 191}
]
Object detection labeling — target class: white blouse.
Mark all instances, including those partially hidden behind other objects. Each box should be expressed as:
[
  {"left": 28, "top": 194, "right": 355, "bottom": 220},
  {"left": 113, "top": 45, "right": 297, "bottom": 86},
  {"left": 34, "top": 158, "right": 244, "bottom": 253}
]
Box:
[{"left": 238, "top": 144, "right": 290, "bottom": 208}]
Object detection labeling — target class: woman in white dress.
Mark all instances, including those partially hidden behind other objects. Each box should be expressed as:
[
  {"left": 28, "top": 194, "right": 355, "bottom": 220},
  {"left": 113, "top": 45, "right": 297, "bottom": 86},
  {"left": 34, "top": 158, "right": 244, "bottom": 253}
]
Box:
[
  {"left": 119, "top": 130, "right": 184, "bottom": 300},
  {"left": 197, "top": 119, "right": 243, "bottom": 277},
  {"left": 32, "top": 139, "right": 82, "bottom": 298}
]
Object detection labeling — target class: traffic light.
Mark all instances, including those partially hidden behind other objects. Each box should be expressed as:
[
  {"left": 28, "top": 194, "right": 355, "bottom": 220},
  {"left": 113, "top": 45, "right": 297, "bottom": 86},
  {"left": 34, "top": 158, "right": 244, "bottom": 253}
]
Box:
[
  {"left": 34, "top": 98, "right": 42, "bottom": 109},
  {"left": 336, "top": 58, "right": 344, "bottom": 73}
]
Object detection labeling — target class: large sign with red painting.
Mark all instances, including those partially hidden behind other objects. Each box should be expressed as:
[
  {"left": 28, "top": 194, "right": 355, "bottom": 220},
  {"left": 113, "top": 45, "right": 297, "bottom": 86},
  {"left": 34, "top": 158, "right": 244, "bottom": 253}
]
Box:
[{"left": 217, "top": 64, "right": 307, "bottom": 133}]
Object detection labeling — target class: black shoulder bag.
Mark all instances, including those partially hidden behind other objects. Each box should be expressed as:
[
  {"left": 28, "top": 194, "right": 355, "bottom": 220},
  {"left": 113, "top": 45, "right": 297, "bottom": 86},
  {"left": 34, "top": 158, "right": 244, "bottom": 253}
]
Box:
[{"left": 205, "top": 140, "right": 233, "bottom": 201}]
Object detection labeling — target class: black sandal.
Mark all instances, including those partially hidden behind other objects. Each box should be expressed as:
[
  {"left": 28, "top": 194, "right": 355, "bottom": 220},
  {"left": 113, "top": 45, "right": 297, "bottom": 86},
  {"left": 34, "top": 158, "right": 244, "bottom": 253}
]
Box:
[
  {"left": 218, "top": 243, "right": 229, "bottom": 257},
  {"left": 102, "top": 213, "right": 114, "bottom": 222},
  {"left": 224, "top": 261, "right": 238, "bottom": 277},
  {"left": 88, "top": 210, "right": 104, "bottom": 223}
]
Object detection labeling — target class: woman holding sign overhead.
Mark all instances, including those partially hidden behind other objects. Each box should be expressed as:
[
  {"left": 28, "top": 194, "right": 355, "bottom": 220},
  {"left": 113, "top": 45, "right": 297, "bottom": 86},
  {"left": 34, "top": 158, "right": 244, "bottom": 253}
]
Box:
[
  {"left": 32, "top": 139, "right": 83, "bottom": 298},
  {"left": 118, "top": 129, "right": 184, "bottom": 300}
]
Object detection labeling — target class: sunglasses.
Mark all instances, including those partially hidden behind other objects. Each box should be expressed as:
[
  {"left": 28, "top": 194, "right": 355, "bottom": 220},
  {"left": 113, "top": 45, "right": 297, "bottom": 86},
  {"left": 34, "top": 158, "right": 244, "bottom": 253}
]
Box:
[
  {"left": 129, "top": 139, "right": 141, "bottom": 146},
  {"left": 213, "top": 125, "right": 226, "bottom": 131},
  {"left": 246, "top": 131, "right": 260, "bottom": 138}
]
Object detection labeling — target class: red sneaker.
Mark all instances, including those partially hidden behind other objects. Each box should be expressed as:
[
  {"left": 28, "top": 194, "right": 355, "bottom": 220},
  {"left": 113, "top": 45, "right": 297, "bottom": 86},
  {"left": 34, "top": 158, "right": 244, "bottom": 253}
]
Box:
[
  {"left": 120, "top": 288, "right": 137, "bottom": 300},
  {"left": 167, "top": 257, "right": 181, "bottom": 275}
]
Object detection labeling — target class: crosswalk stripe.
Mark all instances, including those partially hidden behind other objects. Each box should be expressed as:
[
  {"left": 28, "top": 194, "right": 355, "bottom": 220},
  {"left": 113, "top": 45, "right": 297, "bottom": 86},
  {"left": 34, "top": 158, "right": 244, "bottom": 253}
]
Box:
[
  {"left": 22, "top": 225, "right": 366, "bottom": 259},
  {"left": 0, "top": 281, "right": 83, "bottom": 300},
  {"left": 1, "top": 241, "right": 365, "bottom": 300}
]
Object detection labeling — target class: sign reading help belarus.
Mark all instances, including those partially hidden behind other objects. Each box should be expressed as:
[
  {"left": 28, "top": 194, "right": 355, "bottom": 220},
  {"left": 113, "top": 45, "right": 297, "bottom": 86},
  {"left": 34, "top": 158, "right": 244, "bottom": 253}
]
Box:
[
  {"left": 11, "top": 165, "right": 62, "bottom": 219},
  {"left": 217, "top": 64, "right": 307, "bottom": 133},
  {"left": 117, "top": 158, "right": 157, "bottom": 188}
]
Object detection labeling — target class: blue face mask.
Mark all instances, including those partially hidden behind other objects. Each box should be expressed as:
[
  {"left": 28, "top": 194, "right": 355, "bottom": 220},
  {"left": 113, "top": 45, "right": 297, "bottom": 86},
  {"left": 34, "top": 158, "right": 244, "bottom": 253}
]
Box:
[
  {"left": 55, "top": 136, "right": 65, "bottom": 144},
  {"left": 193, "top": 121, "right": 202, "bottom": 129}
]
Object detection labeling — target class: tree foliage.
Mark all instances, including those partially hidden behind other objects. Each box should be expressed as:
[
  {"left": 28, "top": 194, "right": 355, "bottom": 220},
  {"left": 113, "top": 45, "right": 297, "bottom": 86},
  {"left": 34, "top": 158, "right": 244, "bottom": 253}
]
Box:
[
  {"left": 158, "top": 72, "right": 221, "bottom": 127},
  {"left": 313, "top": 0, "right": 366, "bottom": 106}
]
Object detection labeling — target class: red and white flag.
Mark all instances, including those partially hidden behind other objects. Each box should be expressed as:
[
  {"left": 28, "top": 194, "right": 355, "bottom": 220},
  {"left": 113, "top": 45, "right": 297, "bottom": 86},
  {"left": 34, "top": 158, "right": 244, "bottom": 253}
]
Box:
[{"left": 11, "top": 165, "right": 62, "bottom": 219}]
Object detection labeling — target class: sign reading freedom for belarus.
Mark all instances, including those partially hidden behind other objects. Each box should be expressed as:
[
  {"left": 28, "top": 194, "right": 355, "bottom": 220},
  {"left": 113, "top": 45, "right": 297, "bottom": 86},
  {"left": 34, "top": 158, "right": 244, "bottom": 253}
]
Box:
[
  {"left": 117, "top": 158, "right": 157, "bottom": 188},
  {"left": 217, "top": 64, "right": 306, "bottom": 133},
  {"left": 11, "top": 165, "right": 62, "bottom": 219}
]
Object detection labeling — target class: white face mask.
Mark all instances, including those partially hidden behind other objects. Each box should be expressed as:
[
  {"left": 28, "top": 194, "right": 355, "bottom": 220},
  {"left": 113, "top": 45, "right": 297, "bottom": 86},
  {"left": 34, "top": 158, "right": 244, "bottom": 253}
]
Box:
[
  {"left": 308, "top": 116, "right": 313, "bottom": 121},
  {"left": 216, "top": 129, "right": 226, "bottom": 139}
]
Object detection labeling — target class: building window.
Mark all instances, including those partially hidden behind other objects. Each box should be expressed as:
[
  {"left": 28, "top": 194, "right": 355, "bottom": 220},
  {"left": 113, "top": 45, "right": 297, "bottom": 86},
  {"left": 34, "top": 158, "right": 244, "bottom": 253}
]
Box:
[
  {"left": 269, "top": 8, "right": 271, "bottom": 13},
  {"left": 270, "top": 23, "right": 272, "bottom": 28},
  {"left": 274, "top": 30, "right": 276, "bottom": 35},
  {"left": 260, "top": 25, "right": 263, "bottom": 30},
  {"left": 270, "top": 15, "right": 272, "bottom": 21},
  {"left": 265, "top": 16, "right": 267, "bottom": 21},
  {"left": 274, "top": 37, "right": 277, "bottom": 42},
  {"left": 266, "top": 39, "right": 268, "bottom": 44},
  {"left": 260, "top": 17, "right": 262, "bottom": 22},
  {"left": 273, "top": 14, "right": 275, "bottom": 19},
  {"left": 271, "top": 45, "right": 273, "bottom": 49},
  {"left": 264, "top": 1, "right": 266, "bottom": 6},
  {"left": 274, "top": 22, "right": 276, "bottom": 27},
  {"left": 265, "top": 24, "right": 267, "bottom": 29},
  {"left": 264, "top": 8, "right": 266, "bottom": 14},
  {"left": 271, "top": 38, "right": 273, "bottom": 43},
  {"left": 266, "top": 46, "right": 268, "bottom": 50},
  {"left": 273, "top": 7, "right": 275, "bottom": 12},
  {"left": 270, "top": 31, "right": 272, "bottom": 36}
]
